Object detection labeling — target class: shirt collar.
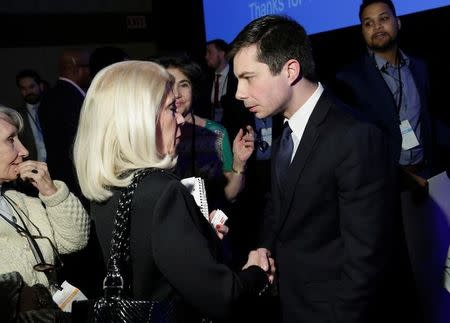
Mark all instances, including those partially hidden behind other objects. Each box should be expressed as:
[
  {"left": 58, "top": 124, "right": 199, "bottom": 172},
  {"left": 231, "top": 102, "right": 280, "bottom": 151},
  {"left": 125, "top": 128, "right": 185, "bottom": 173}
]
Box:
[
  {"left": 286, "top": 82, "right": 324, "bottom": 139},
  {"left": 372, "top": 49, "right": 410, "bottom": 72},
  {"left": 25, "top": 102, "right": 39, "bottom": 111},
  {"left": 217, "top": 64, "right": 229, "bottom": 77},
  {"left": 59, "top": 77, "right": 86, "bottom": 97},
  {"left": 284, "top": 82, "right": 323, "bottom": 133}
]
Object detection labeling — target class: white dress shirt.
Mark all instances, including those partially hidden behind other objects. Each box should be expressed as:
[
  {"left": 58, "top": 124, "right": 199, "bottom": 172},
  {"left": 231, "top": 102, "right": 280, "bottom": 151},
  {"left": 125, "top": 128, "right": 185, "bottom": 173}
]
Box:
[
  {"left": 210, "top": 64, "right": 229, "bottom": 103},
  {"left": 26, "top": 103, "right": 47, "bottom": 162},
  {"left": 285, "top": 82, "right": 324, "bottom": 162}
]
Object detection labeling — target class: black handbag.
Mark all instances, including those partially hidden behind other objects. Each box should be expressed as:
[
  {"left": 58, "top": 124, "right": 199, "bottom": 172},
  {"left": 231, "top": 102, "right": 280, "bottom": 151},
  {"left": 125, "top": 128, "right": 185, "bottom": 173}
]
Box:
[{"left": 72, "top": 168, "right": 179, "bottom": 323}]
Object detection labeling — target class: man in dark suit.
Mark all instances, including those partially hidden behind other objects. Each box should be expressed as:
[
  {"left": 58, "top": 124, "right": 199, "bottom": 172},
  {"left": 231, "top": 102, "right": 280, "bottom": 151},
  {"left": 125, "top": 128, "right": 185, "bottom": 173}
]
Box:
[
  {"left": 15, "top": 69, "right": 46, "bottom": 162},
  {"left": 38, "top": 48, "right": 105, "bottom": 298},
  {"left": 204, "top": 39, "right": 253, "bottom": 139},
  {"left": 38, "top": 48, "right": 91, "bottom": 199},
  {"left": 230, "top": 15, "right": 392, "bottom": 323}
]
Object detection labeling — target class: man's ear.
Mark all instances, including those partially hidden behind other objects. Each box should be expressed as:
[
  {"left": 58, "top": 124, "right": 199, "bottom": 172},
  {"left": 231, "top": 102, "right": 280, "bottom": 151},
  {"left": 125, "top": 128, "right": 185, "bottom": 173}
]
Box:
[
  {"left": 397, "top": 17, "right": 401, "bottom": 31},
  {"left": 285, "top": 59, "right": 301, "bottom": 85}
]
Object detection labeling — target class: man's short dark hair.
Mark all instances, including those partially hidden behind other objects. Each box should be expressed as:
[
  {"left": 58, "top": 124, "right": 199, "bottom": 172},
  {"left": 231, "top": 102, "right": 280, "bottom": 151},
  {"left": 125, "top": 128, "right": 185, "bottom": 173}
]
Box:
[
  {"left": 206, "top": 39, "right": 229, "bottom": 54},
  {"left": 359, "top": 0, "right": 397, "bottom": 21},
  {"left": 16, "top": 69, "right": 42, "bottom": 87},
  {"left": 229, "top": 15, "right": 316, "bottom": 80}
]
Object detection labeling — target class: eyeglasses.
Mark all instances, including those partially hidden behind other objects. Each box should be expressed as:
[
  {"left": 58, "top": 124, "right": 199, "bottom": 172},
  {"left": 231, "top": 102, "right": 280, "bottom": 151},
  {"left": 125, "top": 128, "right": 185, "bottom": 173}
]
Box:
[
  {"left": 1, "top": 195, "right": 63, "bottom": 291},
  {"left": 18, "top": 231, "right": 64, "bottom": 273}
]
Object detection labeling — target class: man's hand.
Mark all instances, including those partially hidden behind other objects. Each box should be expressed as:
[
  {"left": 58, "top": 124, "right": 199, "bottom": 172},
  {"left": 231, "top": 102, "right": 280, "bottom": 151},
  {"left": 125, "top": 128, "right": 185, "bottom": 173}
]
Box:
[{"left": 243, "top": 248, "right": 276, "bottom": 283}]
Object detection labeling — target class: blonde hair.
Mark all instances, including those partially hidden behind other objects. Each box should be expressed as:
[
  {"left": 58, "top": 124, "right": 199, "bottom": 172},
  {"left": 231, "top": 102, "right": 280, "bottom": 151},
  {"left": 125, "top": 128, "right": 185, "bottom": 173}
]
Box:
[{"left": 74, "top": 60, "right": 175, "bottom": 202}]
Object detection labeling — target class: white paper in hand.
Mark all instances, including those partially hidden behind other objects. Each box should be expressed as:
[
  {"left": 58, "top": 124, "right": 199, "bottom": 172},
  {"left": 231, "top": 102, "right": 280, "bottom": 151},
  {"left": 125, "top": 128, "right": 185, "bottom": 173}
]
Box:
[
  {"left": 210, "top": 209, "right": 228, "bottom": 227},
  {"left": 181, "top": 176, "right": 209, "bottom": 220}
]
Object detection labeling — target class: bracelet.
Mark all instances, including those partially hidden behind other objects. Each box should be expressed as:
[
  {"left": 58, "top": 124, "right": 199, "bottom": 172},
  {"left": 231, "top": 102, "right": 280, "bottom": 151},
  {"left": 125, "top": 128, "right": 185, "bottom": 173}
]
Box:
[{"left": 232, "top": 168, "right": 245, "bottom": 175}]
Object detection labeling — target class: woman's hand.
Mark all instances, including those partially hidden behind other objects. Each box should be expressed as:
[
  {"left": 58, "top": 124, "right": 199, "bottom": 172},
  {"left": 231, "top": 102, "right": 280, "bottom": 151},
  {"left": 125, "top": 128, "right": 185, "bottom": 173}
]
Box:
[
  {"left": 232, "top": 125, "right": 255, "bottom": 172},
  {"left": 214, "top": 224, "right": 229, "bottom": 240},
  {"left": 17, "top": 161, "right": 57, "bottom": 196},
  {"left": 209, "top": 210, "right": 229, "bottom": 240}
]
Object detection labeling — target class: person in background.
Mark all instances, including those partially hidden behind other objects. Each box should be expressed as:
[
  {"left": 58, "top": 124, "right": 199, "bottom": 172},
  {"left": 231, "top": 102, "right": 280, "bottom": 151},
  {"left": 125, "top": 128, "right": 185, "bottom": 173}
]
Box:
[
  {"left": 38, "top": 47, "right": 91, "bottom": 201},
  {"left": 230, "top": 14, "right": 391, "bottom": 323},
  {"left": 334, "top": 1, "right": 437, "bottom": 321},
  {"left": 205, "top": 39, "right": 253, "bottom": 140},
  {"left": 15, "top": 69, "right": 47, "bottom": 163},
  {"left": 156, "top": 55, "right": 254, "bottom": 212},
  {"left": 38, "top": 48, "right": 104, "bottom": 298},
  {"left": 73, "top": 60, "right": 273, "bottom": 322},
  {"left": 336, "top": 0, "right": 435, "bottom": 182}
]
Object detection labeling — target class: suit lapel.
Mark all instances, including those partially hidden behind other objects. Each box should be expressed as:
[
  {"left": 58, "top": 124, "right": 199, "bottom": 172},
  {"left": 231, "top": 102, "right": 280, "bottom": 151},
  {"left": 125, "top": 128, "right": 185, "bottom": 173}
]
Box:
[
  {"left": 275, "top": 92, "right": 332, "bottom": 233},
  {"left": 363, "top": 55, "right": 399, "bottom": 123}
]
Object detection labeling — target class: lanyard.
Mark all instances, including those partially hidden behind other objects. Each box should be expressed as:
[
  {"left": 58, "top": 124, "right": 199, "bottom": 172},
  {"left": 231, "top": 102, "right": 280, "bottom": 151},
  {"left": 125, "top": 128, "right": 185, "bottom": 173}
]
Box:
[
  {"left": 394, "top": 60, "right": 403, "bottom": 115},
  {"left": 376, "top": 51, "right": 404, "bottom": 116},
  {"left": 0, "top": 195, "right": 62, "bottom": 289},
  {"left": 0, "top": 210, "right": 49, "bottom": 270}
]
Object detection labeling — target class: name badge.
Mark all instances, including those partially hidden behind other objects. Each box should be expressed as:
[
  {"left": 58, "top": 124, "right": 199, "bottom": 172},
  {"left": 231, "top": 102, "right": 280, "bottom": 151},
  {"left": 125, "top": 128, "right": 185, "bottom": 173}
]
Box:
[
  {"left": 52, "top": 280, "right": 88, "bottom": 312},
  {"left": 399, "top": 120, "right": 419, "bottom": 150}
]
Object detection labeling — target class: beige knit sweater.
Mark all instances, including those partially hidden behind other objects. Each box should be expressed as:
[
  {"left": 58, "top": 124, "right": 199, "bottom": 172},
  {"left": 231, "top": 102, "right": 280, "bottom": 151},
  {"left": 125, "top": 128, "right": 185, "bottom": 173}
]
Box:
[{"left": 0, "top": 180, "right": 90, "bottom": 287}]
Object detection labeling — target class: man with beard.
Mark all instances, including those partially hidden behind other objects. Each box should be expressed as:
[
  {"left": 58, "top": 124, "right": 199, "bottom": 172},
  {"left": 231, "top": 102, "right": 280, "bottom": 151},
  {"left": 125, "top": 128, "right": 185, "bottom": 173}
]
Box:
[
  {"left": 15, "top": 69, "right": 47, "bottom": 162},
  {"left": 336, "top": 0, "right": 434, "bottom": 179},
  {"left": 335, "top": 1, "right": 433, "bottom": 322}
]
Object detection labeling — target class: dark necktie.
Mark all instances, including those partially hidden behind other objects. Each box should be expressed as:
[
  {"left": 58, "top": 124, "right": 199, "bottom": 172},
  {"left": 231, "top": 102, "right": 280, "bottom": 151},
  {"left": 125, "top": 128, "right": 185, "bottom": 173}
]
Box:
[
  {"left": 213, "top": 73, "right": 221, "bottom": 107},
  {"left": 276, "top": 122, "right": 293, "bottom": 186}
]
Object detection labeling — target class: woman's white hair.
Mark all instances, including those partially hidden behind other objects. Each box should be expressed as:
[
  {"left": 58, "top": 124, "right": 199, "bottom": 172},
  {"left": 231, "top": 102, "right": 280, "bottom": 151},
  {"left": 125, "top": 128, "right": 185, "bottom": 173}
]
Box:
[
  {"left": 0, "top": 105, "right": 24, "bottom": 132},
  {"left": 73, "top": 60, "right": 175, "bottom": 202}
]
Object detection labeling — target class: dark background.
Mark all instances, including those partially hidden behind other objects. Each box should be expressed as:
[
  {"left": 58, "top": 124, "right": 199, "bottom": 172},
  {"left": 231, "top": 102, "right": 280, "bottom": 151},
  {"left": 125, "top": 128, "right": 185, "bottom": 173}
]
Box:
[{"left": 1, "top": 1, "right": 449, "bottom": 125}]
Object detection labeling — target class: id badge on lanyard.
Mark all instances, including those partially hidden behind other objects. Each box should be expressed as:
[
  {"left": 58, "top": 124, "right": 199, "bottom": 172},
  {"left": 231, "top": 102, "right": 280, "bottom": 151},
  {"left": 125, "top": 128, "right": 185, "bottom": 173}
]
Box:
[{"left": 399, "top": 119, "right": 419, "bottom": 150}]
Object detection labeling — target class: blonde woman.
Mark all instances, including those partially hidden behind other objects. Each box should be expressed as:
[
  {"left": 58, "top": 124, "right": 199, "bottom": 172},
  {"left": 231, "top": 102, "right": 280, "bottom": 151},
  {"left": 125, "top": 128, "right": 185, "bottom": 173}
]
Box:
[{"left": 73, "top": 61, "right": 273, "bottom": 322}]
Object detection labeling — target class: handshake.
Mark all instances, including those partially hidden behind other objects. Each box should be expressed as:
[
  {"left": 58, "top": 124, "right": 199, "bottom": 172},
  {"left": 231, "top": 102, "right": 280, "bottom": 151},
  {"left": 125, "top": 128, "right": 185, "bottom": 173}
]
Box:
[
  {"left": 243, "top": 248, "right": 276, "bottom": 284},
  {"left": 208, "top": 212, "right": 276, "bottom": 285}
]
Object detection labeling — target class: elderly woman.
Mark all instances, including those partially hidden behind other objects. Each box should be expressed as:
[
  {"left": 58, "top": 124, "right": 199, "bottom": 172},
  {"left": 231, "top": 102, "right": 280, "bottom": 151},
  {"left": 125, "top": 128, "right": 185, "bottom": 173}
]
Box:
[
  {"left": 0, "top": 105, "right": 90, "bottom": 289},
  {"left": 73, "top": 61, "right": 273, "bottom": 322}
]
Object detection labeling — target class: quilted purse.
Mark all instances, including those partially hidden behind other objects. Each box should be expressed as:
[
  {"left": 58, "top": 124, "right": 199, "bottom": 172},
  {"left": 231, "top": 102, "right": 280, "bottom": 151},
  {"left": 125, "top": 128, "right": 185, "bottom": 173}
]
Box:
[{"left": 72, "top": 168, "right": 178, "bottom": 323}]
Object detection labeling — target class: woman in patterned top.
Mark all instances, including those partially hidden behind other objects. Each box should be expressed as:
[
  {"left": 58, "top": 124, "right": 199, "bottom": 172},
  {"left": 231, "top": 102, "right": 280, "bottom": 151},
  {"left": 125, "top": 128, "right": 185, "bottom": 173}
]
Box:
[{"left": 156, "top": 55, "right": 254, "bottom": 212}]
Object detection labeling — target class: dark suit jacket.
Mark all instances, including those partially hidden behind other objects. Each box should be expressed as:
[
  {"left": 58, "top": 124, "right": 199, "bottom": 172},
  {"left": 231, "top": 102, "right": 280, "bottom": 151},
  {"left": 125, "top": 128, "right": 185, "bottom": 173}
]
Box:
[
  {"left": 92, "top": 170, "right": 268, "bottom": 322},
  {"left": 335, "top": 53, "right": 433, "bottom": 169},
  {"left": 38, "top": 79, "right": 84, "bottom": 198},
  {"left": 15, "top": 105, "right": 38, "bottom": 161},
  {"left": 261, "top": 90, "right": 392, "bottom": 323}
]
